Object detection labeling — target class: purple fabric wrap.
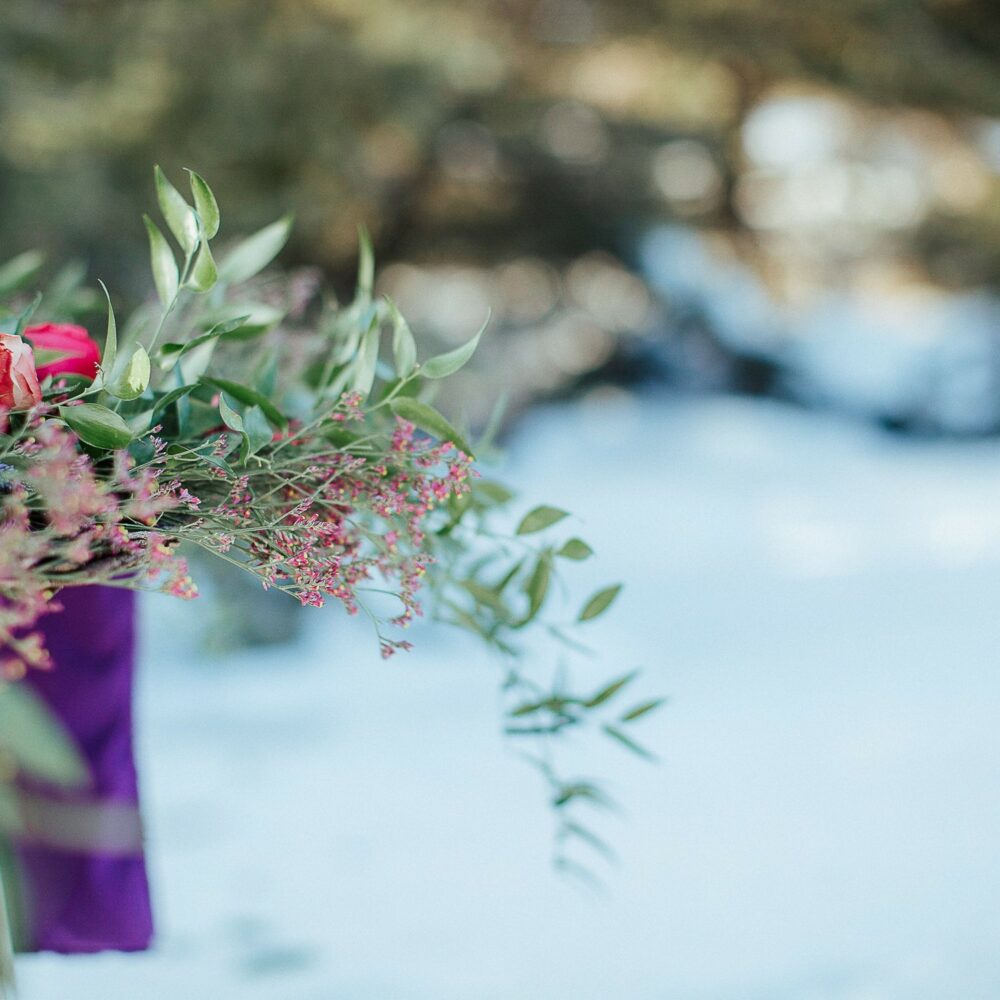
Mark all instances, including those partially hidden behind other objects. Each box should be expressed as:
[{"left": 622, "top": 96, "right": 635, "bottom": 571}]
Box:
[{"left": 8, "top": 586, "right": 153, "bottom": 953}]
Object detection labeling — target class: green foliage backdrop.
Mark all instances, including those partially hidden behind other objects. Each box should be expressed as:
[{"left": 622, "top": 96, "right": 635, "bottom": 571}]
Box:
[{"left": 1, "top": 0, "right": 998, "bottom": 307}]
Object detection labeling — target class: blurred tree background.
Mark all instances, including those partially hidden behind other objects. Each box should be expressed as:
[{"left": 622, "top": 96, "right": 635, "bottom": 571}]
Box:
[{"left": 1, "top": 0, "right": 999, "bottom": 426}]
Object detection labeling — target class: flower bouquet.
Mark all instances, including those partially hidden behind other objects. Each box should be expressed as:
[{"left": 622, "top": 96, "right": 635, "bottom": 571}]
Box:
[{"left": 0, "top": 168, "right": 659, "bottom": 978}]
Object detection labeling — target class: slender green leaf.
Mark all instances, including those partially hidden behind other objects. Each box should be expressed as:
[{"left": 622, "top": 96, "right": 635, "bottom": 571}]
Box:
[
  {"left": 58, "top": 403, "right": 133, "bottom": 450},
  {"left": 351, "top": 318, "right": 380, "bottom": 397},
  {"left": 254, "top": 348, "right": 279, "bottom": 398},
  {"left": 493, "top": 559, "right": 524, "bottom": 595},
  {"left": 560, "top": 821, "right": 617, "bottom": 862},
  {"left": 143, "top": 215, "right": 178, "bottom": 307},
  {"left": 620, "top": 698, "right": 666, "bottom": 723},
  {"left": 585, "top": 670, "right": 637, "bottom": 708},
  {"left": 389, "top": 397, "right": 474, "bottom": 457},
  {"left": 43, "top": 260, "right": 89, "bottom": 315},
  {"left": 516, "top": 505, "right": 569, "bottom": 535},
  {"left": 199, "top": 303, "right": 284, "bottom": 335},
  {"left": 218, "top": 215, "right": 292, "bottom": 284},
  {"left": 387, "top": 297, "right": 416, "bottom": 378},
  {"left": 0, "top": 250, "right": 44, "bottom": 300},
  {"left": 356, "top": 224, "right": 374, "bottom": 301},
  {"left": 579, "top": 583, "right": 622, "bottom": 622},
  {"left": 477, "top": 391, "right": 508, "bottom": 451},
  {"left": 553, "top": 783, "right": 614, "bottom": 810},
  {"left": 603, "top": 724, "right": 657, "bottom": 761},
  {"left": 420, "top": 318, "right": 486, "bottom": 379},
  {"left": 150, "top": 383, "right": 196, "bottom": 419},
  {"left": 158, "top": 316, "right": 252, "bottom": 369},
  {"left": 154, "top": 165, "right": 198, "bottom": 253},
  {"left": 524, "top": 553, "right": 551, "bottom": 622},
  {"left": 32, "top": 349, "right": 70, "bottom": 368},
  {"left": 97, "top": 279, "right": 117, "bottom": 376},
  {"left": 12, "top": 292, "right": 42, "bottom": 337},
  {"left": 510, "top": 699, "right": 556, "bottom": 718},
  {"left": 186, "top": 170, "right": 220, "bottom": 239}
]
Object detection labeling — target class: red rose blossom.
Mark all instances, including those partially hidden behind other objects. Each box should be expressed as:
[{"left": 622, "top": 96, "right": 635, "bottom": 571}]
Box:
[{"left": 24, "top": 322, "right": 101, "bottom": 381}]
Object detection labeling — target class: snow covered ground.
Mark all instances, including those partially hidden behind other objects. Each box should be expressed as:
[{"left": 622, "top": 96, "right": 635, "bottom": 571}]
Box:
[{"left": 18, "top": 393, "right": 1000, "bottom": 999}]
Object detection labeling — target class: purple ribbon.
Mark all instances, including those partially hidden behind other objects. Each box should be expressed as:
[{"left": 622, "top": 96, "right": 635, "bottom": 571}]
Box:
[{"left": 5, "top": 586, "right": 153, "bottom": 953}]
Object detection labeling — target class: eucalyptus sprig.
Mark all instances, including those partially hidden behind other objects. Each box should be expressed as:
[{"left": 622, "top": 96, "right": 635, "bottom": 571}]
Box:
[{"left": 0, "top": 166, "right": 662, "bottom": 872}]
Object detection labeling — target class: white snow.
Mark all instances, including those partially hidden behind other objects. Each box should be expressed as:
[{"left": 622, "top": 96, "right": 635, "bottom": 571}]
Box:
[
  {"left": 641, "top": 225, "right": 1000, "bottom": 434},
  {"left": 18, "top": 394, "right": 1000, "bottom": 999}
]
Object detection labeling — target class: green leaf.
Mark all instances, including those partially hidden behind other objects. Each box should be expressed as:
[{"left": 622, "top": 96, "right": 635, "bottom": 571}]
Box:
[
  {"left": 356, "top": 224, "right": 374, "bottom": 301},
  {"left": 493, "top": 559, "right": 524, "bottom": 595},
  {"left": 552, "top": 783, "right": 614, "bottom": 810},
  {"left": 243, "top": 404, "right": 274, "bottom": 455},
  {"left": 557, "top": 538, "right": 593, "bottom": 560},
  {"left": 389, "top": 397, "right": 474, "bottom": 458},
  {"left": 175, "top": 338, "right": 217, "bottom": 383},
  {"left": 42, "top": 260, "right": 88, "bottom": 315},
  {"left": 460, "top": 578, "right": 508, "bottom": 614},
  {"left": 199, "top": 303, "right": 284, "bottom": 336},
  {"left": 350, "top": 317, "right": 380, "bottom": 397},
  {"left": 509, "top": 698, "right": 559, "bottom": 718},
  {"left": 475, "top": 480, "right": 514, "bottom": 505},
  {"left": 254, "top": 348, "right": 279, "bottom": 398},
  {"left": 420, "top": 317, "right": 486, "bottom": 379},
  {"left": 218, "top": 215, "right": 292, "bottom": 284},
  {"left": 0, "top": 250, "right": 44, "bottom": 299},
  {"left": 158, "top": 315, "right": 252, "bottom": 369},
  {"left": 477, "top": 391, "right": 508, "bottom": 452},
  {"left": 32, "top": 348, "right": 71, "bottom": 368},
  {"left": 387, "top": 297, "right": 416, "bottom": 378},
  {"left": 143, "top": 215, "right": 179, "bottom": 307},
  {"left": 524, "top": 553, "right": 552, "bottom": 622},
  {"left": 154, "top": 165, "right": 198, "bottom": 254},
  {"left": 188, "top": 241, "right": 217, "bottom": 292},
  {"left": 516, "top": 505, "right": 569, "bottom": 535},
  {"left": 127, "top": 408, "right": 155, "bottom": 435},
  {"left": 603, "top": 724, "right": 657, "bottom": 761},
  {"left": 97, "top": 279, "right": 117, "bottom": 377},
  {"left": 579, "top": 583, "right": 622, "bottom": 622},
  {"left": 58, "top": 403, "right": 133, "bottom": 450},
  {"left": 186, "top": 170, "right": 220, "bottom": 239},
  {"left": 560, "top": 821, "right": 617, "bottom": 862},
  {"left": 218, "top": 392, "right": 244, "bottom": 432},
  {"left": 0, "top": 684, "right": 87, "bottom": 787},
  {"left": 200, "top": 376, "right": 288, "bottom": 428},
  {"left": 620, "top": 698, "right": 666, "bottom": 723},
  {"left": 585, "top": 670, "right": 637, "bottom": 709},
  {"left": 150, "top": 383, "right": 196, "bottom": 419},
  {"left": 12, "top": 292, "right": 42, "bottom": 337},
  {"left": 109, "top": 345, "right": 151, "bottom": 400}
]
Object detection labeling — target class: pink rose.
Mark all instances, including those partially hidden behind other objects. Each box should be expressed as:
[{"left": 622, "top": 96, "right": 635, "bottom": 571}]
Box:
[
  {"left": 0, "top": 333, "right": 43, "bottom": 410},
  {"left": 24, "top": 323, "right": 101, "bottom": 381}
]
